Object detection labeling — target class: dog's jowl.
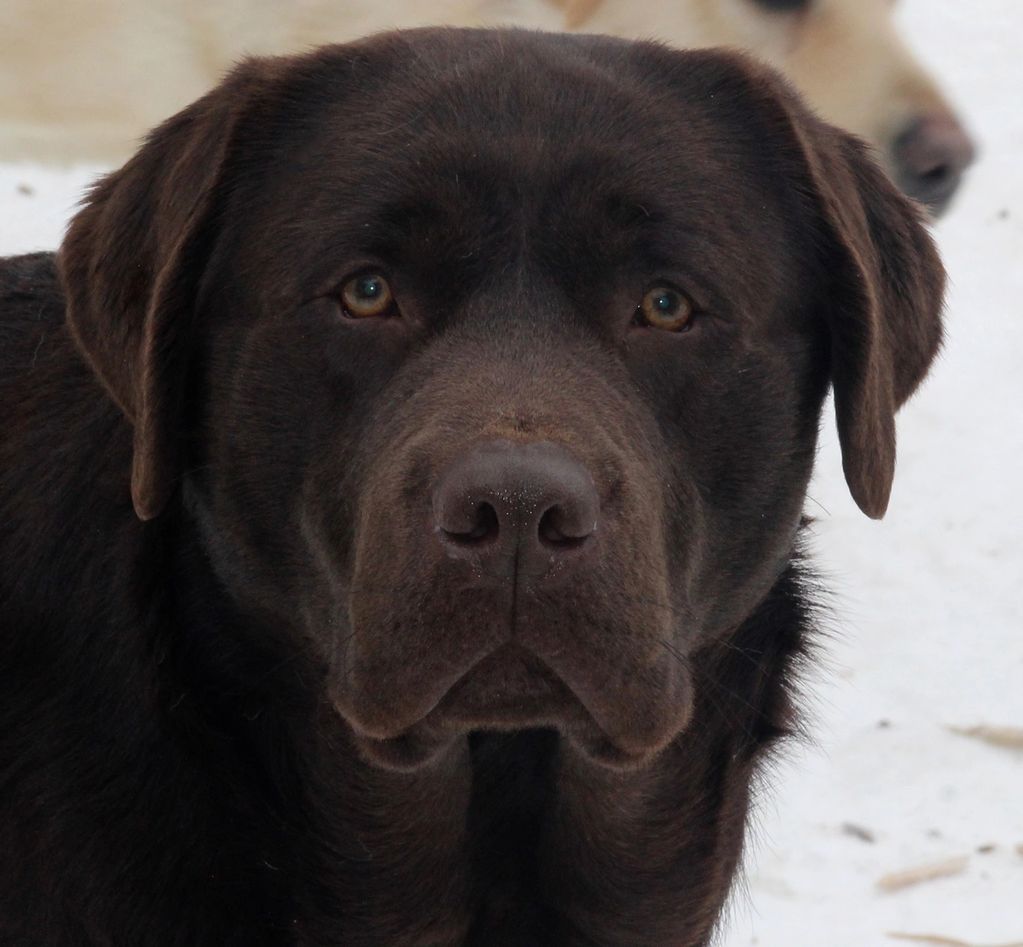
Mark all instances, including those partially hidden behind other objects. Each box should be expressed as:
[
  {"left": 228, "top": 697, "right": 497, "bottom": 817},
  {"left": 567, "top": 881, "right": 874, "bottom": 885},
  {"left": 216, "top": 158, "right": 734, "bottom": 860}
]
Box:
[{"left": 0, "top": 28, "right": 944, "bottom": 947}]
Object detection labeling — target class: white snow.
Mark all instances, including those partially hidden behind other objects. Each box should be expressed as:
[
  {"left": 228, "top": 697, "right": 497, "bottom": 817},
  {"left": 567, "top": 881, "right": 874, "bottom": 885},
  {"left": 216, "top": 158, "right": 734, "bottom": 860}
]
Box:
[{"left": 1, "top": 1, "right": 1020, "bottom": 943}]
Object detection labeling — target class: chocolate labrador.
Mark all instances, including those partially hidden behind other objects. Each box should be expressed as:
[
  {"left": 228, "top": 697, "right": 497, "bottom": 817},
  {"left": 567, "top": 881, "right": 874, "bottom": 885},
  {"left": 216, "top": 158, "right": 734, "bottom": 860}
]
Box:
[{"left": 0, "top": 28, "right": 944, "bottom": 947}]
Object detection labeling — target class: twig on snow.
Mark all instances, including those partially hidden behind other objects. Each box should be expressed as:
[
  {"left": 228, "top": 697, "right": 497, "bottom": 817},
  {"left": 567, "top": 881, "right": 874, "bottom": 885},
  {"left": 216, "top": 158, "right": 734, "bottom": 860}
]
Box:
[
  {"left": 877, "top": 855, "right": 969, "bottom": 893},
  {"left": 947, "top": 724, "right": 1023, "bottom": 752}
]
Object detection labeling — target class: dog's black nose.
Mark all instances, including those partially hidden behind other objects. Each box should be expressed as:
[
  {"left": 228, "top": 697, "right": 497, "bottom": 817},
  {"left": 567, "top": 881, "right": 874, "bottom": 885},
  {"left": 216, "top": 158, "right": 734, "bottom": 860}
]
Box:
[
  {"left": 892, "top": 114, "right": 976, "bottom": 215},
  {"left": 433, "top": 439, "right": 599, "bottom": 581}
]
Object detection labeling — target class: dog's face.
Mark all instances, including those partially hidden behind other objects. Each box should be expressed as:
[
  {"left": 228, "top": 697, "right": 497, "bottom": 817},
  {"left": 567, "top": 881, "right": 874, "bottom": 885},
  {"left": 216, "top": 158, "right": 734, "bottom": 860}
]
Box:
[
  {"left": 59, "top": 30, "right": 943, "bottom": 771},
  {"left": 550, "top": 0, "right": 975, "bottom": 213}
]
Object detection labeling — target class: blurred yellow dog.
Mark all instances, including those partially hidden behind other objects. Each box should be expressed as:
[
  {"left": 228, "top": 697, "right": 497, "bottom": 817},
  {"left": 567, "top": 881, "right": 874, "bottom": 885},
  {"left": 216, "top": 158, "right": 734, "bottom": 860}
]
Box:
[{"left": 0, "top": 0, "right": 973, "bottom": 211}]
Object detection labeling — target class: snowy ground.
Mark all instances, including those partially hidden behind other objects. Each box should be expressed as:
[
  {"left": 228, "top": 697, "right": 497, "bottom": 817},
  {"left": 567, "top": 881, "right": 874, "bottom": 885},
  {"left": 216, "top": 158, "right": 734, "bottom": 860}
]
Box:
[{"left": 1, "top": 1, "right": 1020, "bottom": 944}]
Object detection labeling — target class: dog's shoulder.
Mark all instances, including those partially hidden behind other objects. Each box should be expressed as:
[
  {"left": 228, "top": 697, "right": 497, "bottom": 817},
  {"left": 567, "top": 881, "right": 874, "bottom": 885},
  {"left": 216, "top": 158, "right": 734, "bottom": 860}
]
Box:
[
  {"left": 0, "top": 251, "right": 87, "bottom": 404},
  {"left": 0, "top": 251, "right": 64, "bottom": 356},
  {"left": 0, "top": 250, "right": 59, "bottom": 292},
  {"left": 1, "top": 249, "right": 119, "bottom": 423},
  {"left": 0, "top": 251, "right": 135, "bottom": 599}
]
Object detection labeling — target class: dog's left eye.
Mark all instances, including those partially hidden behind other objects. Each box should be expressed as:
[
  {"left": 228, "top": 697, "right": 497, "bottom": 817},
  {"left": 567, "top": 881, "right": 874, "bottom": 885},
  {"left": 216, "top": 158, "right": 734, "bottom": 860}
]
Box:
[
  {"left": 636, "top": 286, "right": 694, "bottom": 332},
  {"left": 340, "top": 274, "right": 396, "bottom": 318}
]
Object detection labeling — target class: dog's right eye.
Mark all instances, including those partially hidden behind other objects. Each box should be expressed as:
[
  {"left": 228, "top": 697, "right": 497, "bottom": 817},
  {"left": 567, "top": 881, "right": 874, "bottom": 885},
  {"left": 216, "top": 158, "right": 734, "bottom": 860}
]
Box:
[
  {"left": 749, "top": 0, "right": 811, "bottom": 12},
  {"left": 340, "top": 274, "right": 396, "bottom": 319},
  {"left": 635, "top": 286, "right": 695, "bottom": 333}
]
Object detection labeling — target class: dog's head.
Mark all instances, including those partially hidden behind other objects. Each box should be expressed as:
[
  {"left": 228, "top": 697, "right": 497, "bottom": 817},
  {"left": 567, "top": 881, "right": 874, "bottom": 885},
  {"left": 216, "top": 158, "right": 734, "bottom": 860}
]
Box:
[
  {"left": 550, "top": 0, "right": 976, "bottom": 214},
  {"left": 59, "top": 29, "right": 943, "bottom": 770}
]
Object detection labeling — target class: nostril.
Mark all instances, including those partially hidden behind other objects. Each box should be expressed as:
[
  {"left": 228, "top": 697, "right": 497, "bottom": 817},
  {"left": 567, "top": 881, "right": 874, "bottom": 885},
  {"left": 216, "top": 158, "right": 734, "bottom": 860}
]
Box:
[
  {"left": 441, "top": 501, "right": 499, "bottom": 546},
  {"left": 537, "top": 504, "right": 596, "bottom": 550}
]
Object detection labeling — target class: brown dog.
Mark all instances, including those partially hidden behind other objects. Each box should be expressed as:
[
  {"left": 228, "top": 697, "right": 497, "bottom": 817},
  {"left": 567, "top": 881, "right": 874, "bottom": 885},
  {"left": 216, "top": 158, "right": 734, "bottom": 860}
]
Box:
[{"left": 0, "top": 29, "right": 943, "bottom": 946}]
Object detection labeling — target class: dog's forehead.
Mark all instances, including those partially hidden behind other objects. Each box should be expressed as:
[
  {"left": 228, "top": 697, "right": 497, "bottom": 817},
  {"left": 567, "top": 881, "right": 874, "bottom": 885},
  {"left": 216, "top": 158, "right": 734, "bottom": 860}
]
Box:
[
  {"left": 224, "top": 32, "right": 803, "bottom": 310},
  {"left": 269, "top": 31, "right": 768, "bottom": 206}
]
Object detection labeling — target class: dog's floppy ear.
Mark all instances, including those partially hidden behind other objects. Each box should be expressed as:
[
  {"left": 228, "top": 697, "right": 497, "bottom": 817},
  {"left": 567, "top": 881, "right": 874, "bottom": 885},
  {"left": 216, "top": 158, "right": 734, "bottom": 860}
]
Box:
[
  {"left": 802, "top": 121, "right": 945, "bottom": 518},
  {"left": 59, "top": 61, "right": 269, "bottom": 521},
  {"left": 751, "top": 58, "right": 944, "bottom": 518},
  {"left": 667, "top": 50, "right": 945, "bottom": 518}
]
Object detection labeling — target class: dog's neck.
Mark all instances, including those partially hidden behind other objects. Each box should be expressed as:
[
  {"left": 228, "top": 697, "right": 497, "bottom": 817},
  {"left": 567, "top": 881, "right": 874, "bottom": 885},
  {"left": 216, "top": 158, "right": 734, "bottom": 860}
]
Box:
[{"left": 268, "top": 717, "right": 756, "bottom": 946}]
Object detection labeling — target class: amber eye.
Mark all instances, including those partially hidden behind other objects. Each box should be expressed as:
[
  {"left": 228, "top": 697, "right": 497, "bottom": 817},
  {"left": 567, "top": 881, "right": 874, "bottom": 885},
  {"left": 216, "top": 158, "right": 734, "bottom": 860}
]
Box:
[
  {"left": 340, "top": 273, "right": 395, "bottom": 318},
  {"left": 637, "top": 286, "right": 694, "bottom": 332}
]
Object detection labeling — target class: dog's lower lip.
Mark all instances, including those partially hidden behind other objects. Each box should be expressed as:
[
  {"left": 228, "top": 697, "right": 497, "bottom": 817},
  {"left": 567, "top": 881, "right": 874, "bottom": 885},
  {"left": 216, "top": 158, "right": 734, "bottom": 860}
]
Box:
[
  {"left": 342, "top": 642, "right": 645, "bottom": 763},
  {"left": 432, "top": 643, "right": 573, "bottom": 717},
  {"left": 344, "top": 642, "right": 569, "bottom": 736}
]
